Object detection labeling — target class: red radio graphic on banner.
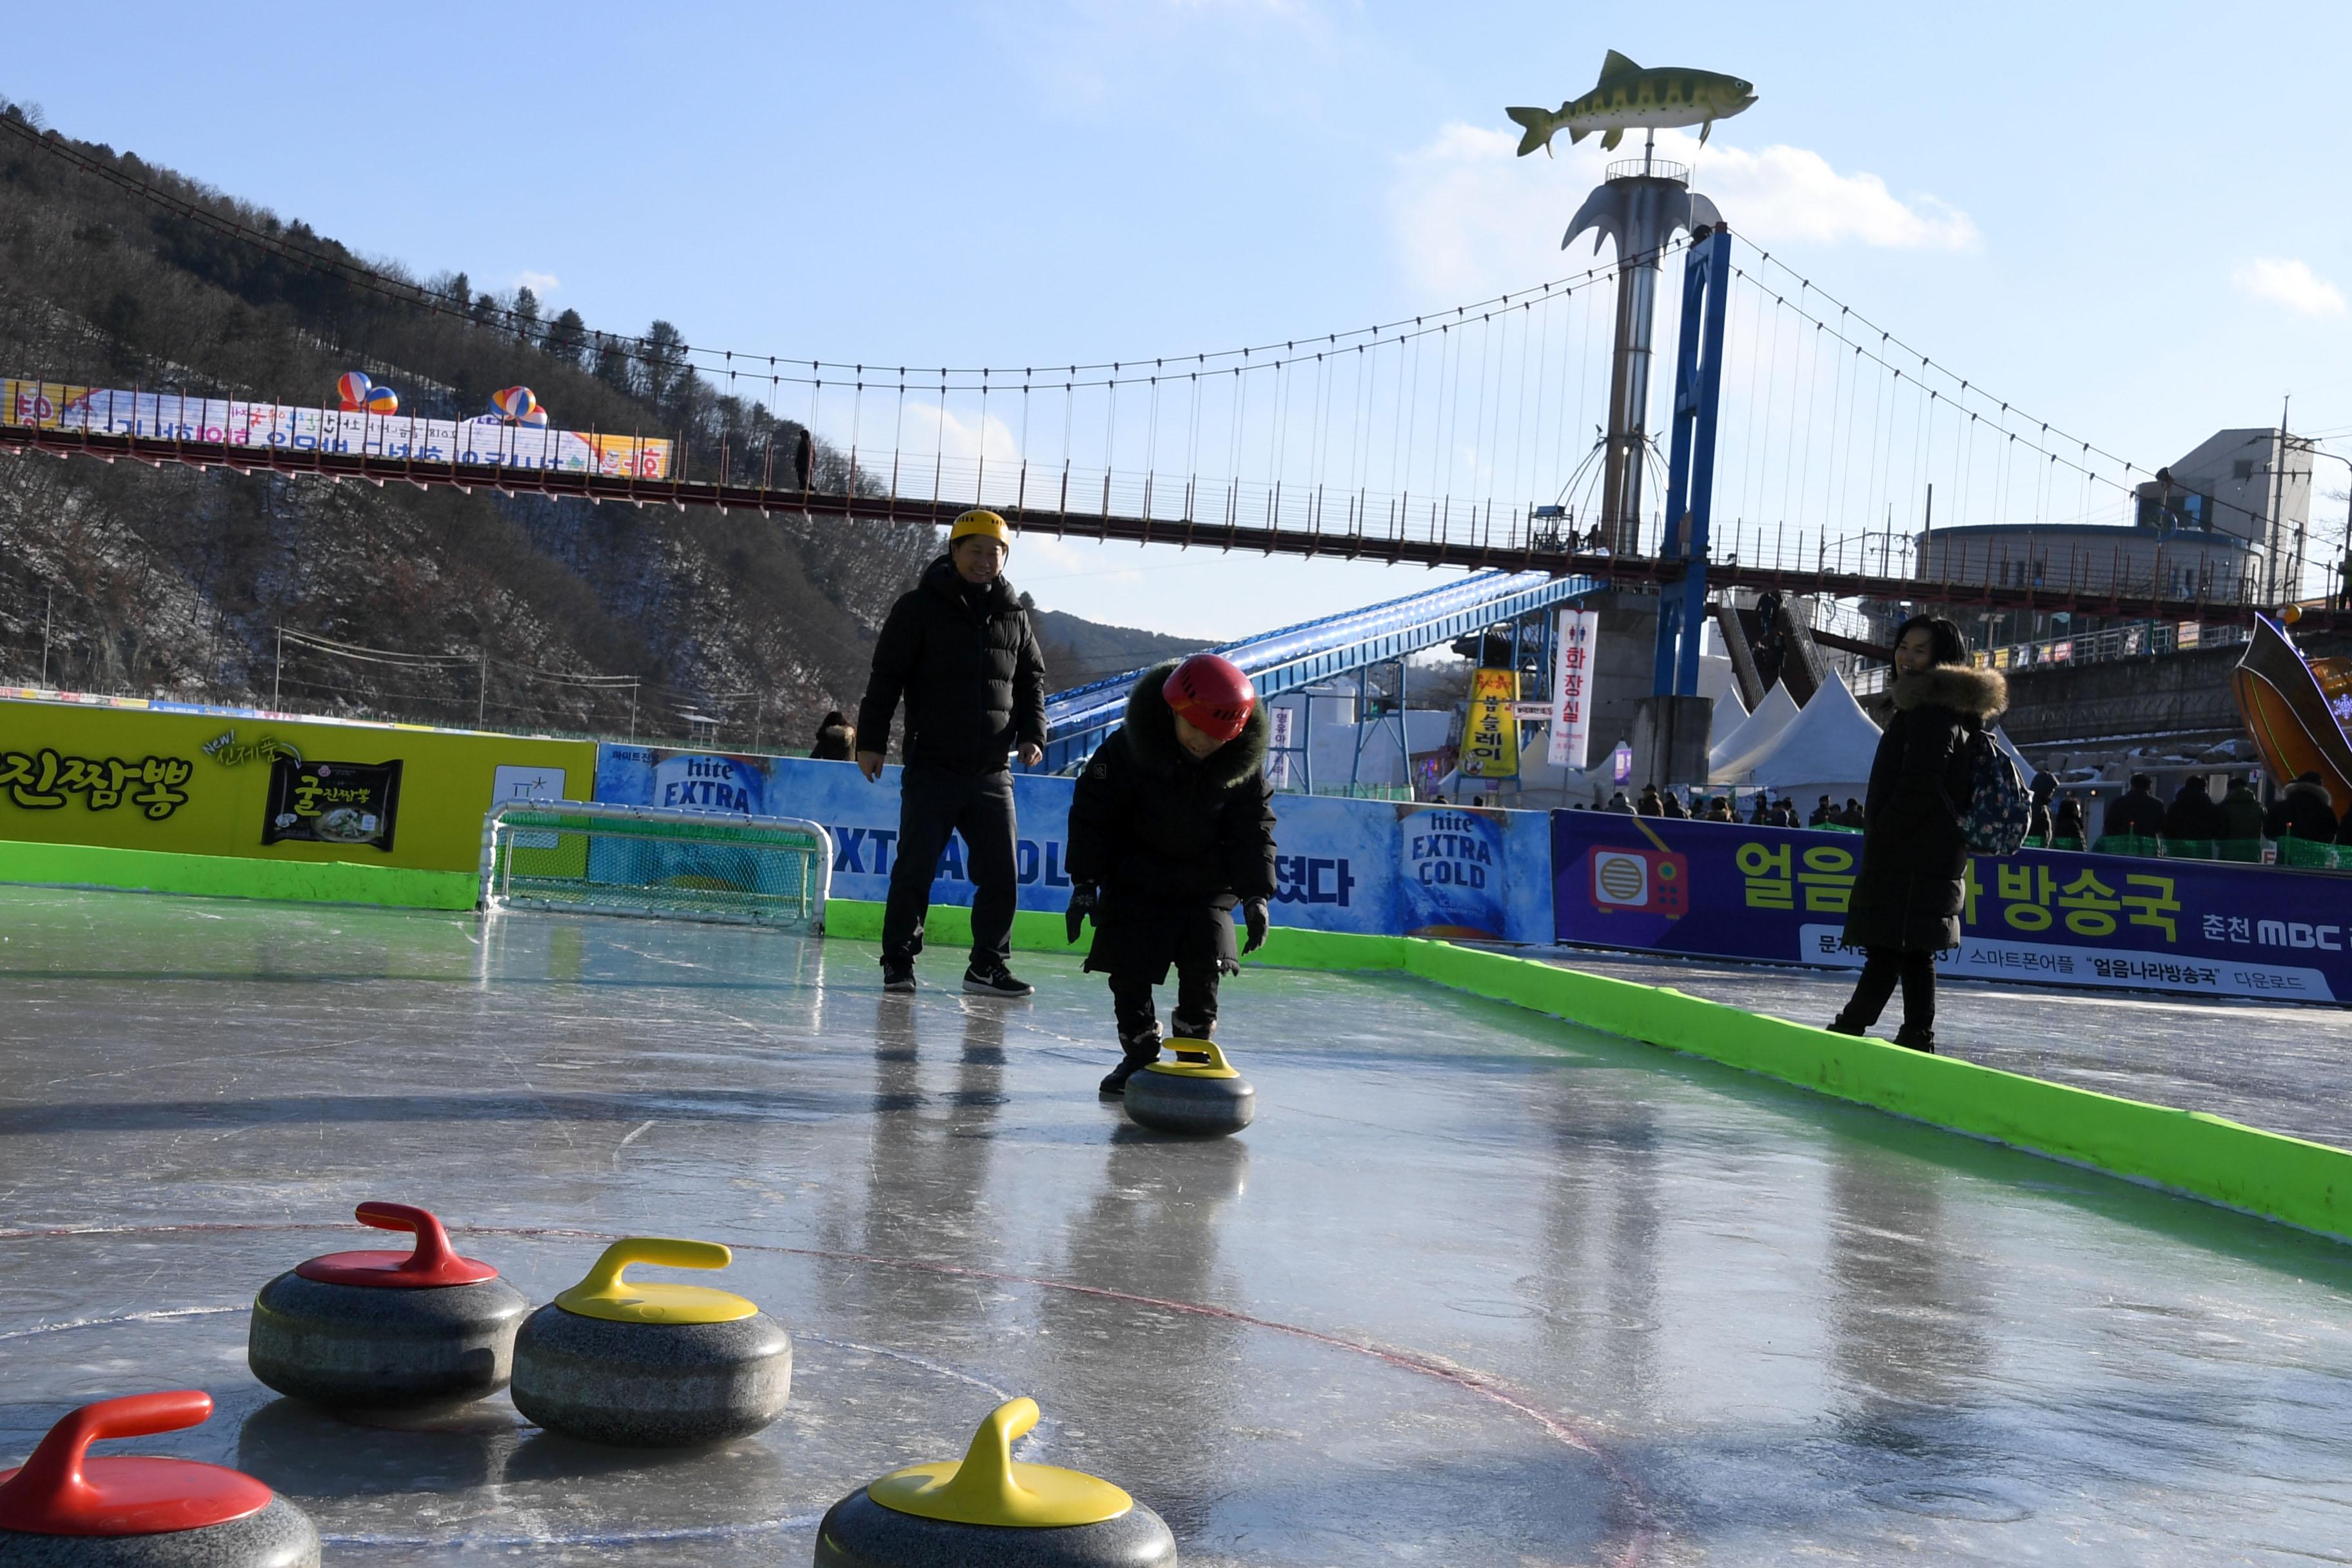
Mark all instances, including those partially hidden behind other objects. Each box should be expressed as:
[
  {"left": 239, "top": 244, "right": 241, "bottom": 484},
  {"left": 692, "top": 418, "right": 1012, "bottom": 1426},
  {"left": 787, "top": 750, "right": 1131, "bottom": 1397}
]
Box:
[{"left": 1587, "top": 845, "right": 1689, "bottom": 917}]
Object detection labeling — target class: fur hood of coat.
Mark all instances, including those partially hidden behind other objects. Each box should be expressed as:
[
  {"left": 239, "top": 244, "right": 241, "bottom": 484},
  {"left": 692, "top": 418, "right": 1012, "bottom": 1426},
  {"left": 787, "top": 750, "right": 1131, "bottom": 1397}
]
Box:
[
  {"left": 2284, "top": 777, "right": 2336, "bottom": 806},
  {"left": 1887, "top": 663, "right": 2008, "bottom": 724},
  {"left": 1122, "top": 659, "right": 1272, "bottom": 790}
]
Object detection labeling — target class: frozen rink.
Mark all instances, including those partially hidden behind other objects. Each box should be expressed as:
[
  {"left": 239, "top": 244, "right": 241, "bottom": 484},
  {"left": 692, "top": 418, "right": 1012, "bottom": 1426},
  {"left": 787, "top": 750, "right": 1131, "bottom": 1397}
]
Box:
[{"left": 2, "top": 885, "right": 2351, "bottom": 1564}]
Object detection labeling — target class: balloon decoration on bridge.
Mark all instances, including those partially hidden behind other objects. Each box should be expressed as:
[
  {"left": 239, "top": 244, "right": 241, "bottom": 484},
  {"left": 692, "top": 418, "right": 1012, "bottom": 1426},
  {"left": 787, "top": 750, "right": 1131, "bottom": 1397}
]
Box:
[
  {"left": 336, "top": 371, "right": 400, "bottom": 415},
  {"left": 488, "top": 386, "right": 549, "bottom": 427}
]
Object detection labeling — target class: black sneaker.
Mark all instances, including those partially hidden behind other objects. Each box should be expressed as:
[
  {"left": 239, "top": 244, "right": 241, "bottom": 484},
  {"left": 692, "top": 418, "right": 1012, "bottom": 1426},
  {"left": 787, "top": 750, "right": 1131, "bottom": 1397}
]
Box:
[
  {"left": 1099, "top": 1030, "right": 1162, "bottom": 1096},
  {"left": 881, "top": 957, "right": 916, "bottom": 993},
  {"left": 962, "top": 962, "right": 1035, "bottom": 998}
]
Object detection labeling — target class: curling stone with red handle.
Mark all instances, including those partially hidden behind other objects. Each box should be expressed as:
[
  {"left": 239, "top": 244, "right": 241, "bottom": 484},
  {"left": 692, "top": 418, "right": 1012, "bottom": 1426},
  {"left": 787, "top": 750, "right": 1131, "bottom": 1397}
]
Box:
[
  {"left": 248, "top": 1201, "right": 528, "bottom": 1412},
  {"left": 0, "top": 1391, "right": 318, "bottom": 1566}
]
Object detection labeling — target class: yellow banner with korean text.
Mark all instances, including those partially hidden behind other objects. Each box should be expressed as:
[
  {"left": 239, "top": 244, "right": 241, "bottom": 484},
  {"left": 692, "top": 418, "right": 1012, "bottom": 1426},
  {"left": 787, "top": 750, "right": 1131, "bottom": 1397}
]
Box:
[
  {"left": 0, "top": 698, "right": 594, "bottom": 875},
  {"left": 1461, "top": 669, "right": 1521, "bottom": 779}
]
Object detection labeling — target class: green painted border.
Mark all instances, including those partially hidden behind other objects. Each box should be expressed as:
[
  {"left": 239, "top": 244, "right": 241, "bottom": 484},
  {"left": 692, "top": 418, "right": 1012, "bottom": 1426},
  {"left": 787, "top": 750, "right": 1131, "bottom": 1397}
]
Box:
[
  {"left": 0, "top": 839, "right": 478, "bottom": 910},
  {"left": 826, "top": 897, "right": 2352, "bottom": 1240}
]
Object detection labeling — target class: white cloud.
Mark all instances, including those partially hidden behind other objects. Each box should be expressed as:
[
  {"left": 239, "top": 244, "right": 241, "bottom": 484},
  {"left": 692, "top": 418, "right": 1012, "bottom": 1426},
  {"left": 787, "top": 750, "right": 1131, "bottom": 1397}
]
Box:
[
  {"left": 2231, "top": 257, "right": 2346, "bottom": 318},
  {"left": 516, "top": 270, "right": 561, "bottom": 295},
  {"left": 1389, "top": 123, "right": 1979, "bottom": 299}
]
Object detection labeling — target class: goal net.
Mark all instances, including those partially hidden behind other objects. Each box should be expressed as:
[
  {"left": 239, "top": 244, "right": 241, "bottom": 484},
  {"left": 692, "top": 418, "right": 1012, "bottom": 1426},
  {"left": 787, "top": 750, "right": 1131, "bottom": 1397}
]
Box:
[{"left": 480, "top": 802, "right": 832, "bottom": 930}]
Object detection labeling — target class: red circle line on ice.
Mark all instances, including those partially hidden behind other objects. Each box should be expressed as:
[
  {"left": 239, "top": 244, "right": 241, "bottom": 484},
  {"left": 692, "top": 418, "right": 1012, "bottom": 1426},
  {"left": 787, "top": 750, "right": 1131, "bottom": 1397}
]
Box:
[{"left": 0, "top": 1219, "right": 1656, "bottom": 1567}]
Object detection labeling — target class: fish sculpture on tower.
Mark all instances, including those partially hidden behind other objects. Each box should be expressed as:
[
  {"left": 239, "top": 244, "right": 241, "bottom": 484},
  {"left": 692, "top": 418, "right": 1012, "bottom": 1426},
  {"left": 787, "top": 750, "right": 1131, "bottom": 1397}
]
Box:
[{"left": 1507, "top": 51, "right": 1758, "bottom": 156}]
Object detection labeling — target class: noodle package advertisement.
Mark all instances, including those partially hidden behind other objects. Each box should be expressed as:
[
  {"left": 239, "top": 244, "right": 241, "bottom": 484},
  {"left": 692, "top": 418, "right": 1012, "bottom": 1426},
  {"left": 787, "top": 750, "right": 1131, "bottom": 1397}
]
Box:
[{"left": 1552, "top": 811, "right": 2352, "bottom": 1004}]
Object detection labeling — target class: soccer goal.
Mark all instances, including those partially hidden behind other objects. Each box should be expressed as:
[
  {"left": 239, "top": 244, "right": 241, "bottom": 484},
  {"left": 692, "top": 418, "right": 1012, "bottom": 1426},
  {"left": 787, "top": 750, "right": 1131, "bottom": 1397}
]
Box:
[{"left": 480, "top": 801, "right": 832, "bottom": 930}]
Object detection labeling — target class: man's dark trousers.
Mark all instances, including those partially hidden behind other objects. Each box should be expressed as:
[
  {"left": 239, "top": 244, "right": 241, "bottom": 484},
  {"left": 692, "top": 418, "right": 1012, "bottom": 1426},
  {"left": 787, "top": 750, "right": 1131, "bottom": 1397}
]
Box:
[{"left": 883, "top": 764, "right": 1019, "bottom": 967}]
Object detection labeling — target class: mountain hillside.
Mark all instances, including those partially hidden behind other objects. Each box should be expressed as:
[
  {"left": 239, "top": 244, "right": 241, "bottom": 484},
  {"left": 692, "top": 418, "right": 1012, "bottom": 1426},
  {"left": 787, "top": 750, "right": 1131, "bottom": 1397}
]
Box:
[{"left": 0, "top": 99, "right": 1182, "bottom": 749}]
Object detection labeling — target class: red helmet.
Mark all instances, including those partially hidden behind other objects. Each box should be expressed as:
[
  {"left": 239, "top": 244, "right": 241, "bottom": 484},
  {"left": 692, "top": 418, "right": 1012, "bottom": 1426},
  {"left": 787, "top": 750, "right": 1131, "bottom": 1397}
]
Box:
[{"left": 1162, "top": 654, "right": 1256, "bottom": 743}]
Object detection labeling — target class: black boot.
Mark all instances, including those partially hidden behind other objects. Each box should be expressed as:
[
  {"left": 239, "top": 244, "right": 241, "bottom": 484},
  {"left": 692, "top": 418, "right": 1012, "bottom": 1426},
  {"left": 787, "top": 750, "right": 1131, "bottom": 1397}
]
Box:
[
  {"left": 1827, "top": 1015, "right": 1865, "bottom": 1037},
  {"left": 1893, "top": 1024, "right": 1936, "bottom": 1054},
  {"left": 1099, "top": 1028, "right": 1162, "bottom": 1097}
]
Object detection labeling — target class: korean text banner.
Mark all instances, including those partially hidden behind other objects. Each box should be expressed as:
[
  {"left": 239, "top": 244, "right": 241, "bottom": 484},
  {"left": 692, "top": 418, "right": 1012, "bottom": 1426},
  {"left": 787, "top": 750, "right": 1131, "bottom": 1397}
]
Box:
[
  {"left": 5, "top": 380, "right": 671, "bottom": 478},
  {"left": 1549, "top": 609, "right": 1596, "bottom": 769},
  {"left": 595, "top": 749, "right": 1556, "bottom": 943},
  {"left": 1552, "top": 811, "right": 2352, "bottom": 1004},
  {"left": 0, "top": 698, "right": 594, "bottom": 874},
  {"left": 1461, "top": 669, "right": 1520, "bottom": 779}
]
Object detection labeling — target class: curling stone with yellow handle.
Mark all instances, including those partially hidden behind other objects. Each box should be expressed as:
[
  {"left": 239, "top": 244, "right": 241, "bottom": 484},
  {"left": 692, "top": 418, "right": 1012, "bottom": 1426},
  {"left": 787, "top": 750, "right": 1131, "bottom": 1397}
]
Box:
[
  {"left": 509, "top": 1237, "right": 792, "bottom": 1447},
  {"left": 0, "top": 1391, "right": 320, "bottom": 1567},
  {"left": 815, "top": 1397, "right": 1176, "bottom": 1566},
  {"left": 1122, "top": 1038, "right": 1254, "bottom": 1138},
  {"left": 248, "top": 1201, "right": 529, "bottom": 1413}
]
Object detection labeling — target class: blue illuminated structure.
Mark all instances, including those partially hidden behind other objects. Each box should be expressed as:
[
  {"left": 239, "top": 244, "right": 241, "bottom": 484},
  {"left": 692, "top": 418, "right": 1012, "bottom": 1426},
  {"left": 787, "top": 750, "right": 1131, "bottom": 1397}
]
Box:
[{"left": 1652, "top": 224, "right": 1734, "bottom": 696}]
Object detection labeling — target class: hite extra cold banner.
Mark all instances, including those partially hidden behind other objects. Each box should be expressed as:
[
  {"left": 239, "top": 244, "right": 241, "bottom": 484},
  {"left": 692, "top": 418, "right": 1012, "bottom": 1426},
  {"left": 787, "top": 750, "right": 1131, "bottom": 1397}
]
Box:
[{"left": 1551, "top": 811, "right": 2352, "bottom": 1004}]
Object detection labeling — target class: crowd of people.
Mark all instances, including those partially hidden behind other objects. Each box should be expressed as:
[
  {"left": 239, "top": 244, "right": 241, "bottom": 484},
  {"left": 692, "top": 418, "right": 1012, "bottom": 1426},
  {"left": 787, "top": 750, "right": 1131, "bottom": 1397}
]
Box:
[
  {"left": 1576, "top": 785, "right": 1867, "bottom": 829},
  {"left": 2087, "top": 769, "right": 2347, "bottom": 860}
]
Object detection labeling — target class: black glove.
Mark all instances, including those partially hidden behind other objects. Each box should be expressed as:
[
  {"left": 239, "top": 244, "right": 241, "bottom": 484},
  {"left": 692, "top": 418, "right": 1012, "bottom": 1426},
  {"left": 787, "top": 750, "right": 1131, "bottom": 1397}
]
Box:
[
  {"left": 1065, "top": 884, "right": 1098, "bottom": 945},
  {"left": 1242, "top": 898, "right": 1269, "bottom": 956}
]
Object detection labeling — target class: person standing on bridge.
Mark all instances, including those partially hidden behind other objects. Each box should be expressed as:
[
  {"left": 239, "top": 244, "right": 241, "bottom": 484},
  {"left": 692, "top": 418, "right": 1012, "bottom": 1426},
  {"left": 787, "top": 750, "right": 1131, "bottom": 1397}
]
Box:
[
  {"left": 856, "top": 510, "right": 1048, "bottom": 997},
  {"left": 1830, "top": 614, "right": 2007, "bottom": 1055}
]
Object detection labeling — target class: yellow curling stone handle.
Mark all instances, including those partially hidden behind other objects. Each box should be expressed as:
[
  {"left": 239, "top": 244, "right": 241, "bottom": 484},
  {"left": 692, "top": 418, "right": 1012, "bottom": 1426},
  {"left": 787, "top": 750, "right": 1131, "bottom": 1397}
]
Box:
[
  {"left": 1144, "top": 1039, "right": 1239, "bottom": 1079},
  {"left": 553, "top": 1236, "right": 759, "bottom": 1325},
  {"left": 867, "top": 1397, "right": 1133, "bottom": 1528}
]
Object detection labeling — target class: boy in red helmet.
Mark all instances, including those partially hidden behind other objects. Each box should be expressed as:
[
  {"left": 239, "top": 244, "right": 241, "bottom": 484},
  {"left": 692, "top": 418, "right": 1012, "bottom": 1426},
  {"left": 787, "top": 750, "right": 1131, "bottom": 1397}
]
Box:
[{"left": 1065, "top": 654, "right": 1277, "bottom": 1095}]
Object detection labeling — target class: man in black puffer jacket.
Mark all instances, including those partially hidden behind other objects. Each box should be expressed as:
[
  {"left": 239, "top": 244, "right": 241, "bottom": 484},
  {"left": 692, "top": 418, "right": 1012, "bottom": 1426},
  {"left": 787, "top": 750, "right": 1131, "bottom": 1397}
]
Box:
[
  {"left": 1065, "top": 654, "right": 1277, "bottom": 1096},
  {"left": 856, "top": 511, "right": 1048, "bottom": 996}
]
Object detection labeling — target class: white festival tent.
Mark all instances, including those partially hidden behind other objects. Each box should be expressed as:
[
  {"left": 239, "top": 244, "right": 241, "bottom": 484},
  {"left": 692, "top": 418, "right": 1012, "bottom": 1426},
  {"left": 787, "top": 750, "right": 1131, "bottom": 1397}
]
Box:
[
  {"left": 1710, "top": 667, "right": 1883, "bottom": 800},
  {"left": 1707, "top": 685, "right": 1750, "bottom": 752},
  {"left": 1707, "top": 679, "right": 1803, "bottom": 778}
]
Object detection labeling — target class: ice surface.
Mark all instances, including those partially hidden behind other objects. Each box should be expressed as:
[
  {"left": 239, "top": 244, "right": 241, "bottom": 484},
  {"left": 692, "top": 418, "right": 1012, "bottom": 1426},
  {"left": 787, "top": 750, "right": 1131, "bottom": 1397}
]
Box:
[{"left": 0, "top": 887, "right": 2349, "bottom": 1563}]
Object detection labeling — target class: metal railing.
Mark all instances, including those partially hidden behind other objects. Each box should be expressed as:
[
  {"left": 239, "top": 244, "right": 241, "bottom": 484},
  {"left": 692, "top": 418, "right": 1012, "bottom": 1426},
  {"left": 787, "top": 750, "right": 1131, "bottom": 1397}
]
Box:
[{"left": 1850, "top": 618, "right": 2253, "bottom": 696}]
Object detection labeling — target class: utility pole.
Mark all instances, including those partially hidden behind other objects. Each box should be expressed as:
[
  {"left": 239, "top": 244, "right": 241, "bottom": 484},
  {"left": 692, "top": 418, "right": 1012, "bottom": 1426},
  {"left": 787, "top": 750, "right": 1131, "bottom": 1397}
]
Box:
[
  {"left": 478, "top": 644, "right": 489, "bottom": 729},
  {"left": 39, "top": 588, "right": 51, "bottom": 687},
  {"left": 272, "top": 627, "right": 283, "bottom": 710}
]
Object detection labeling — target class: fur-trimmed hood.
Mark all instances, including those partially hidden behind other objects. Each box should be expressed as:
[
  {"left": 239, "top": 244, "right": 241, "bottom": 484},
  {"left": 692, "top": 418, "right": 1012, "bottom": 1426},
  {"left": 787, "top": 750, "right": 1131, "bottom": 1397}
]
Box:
[
  {"left": 1120, "top": 659, "right": 1271, "bottom": 789},
  {"left": 1888, "top": 663, "right": 2007, "bottom": 723},
  {"left": 2284, "top": 778, "right": 2335, "bottom": 805}
]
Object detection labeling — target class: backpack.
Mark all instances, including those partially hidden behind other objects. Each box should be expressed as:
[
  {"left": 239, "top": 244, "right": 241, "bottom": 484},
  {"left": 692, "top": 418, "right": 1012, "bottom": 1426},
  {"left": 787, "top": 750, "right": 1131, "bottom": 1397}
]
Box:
[{"left": 1961, "top": 730, "right": 2032, "bottom": 856}]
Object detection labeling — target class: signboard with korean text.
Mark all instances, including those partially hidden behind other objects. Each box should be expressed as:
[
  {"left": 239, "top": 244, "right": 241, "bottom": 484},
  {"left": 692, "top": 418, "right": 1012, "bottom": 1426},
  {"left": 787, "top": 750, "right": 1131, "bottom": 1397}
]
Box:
[
  {"left": 1462, "top": 669, "right": 1521, "bottom": 779},
  {"left": 1553, "top": 812, "right": 2351, "bottom": 1004},
  {"left": 0, "top": 696, "right": 592, "bottom": 874},
  {"left": 1549, "top": 608, "right": 1598, "bottom": 769}
]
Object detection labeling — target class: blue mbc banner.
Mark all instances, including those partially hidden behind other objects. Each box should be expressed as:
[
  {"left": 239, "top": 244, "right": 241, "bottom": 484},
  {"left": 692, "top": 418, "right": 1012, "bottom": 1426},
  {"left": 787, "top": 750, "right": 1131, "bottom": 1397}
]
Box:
[
  {"left": 594, "top": 747, "right": 1557, "bottom": 943},
  {"left": 1552, "top": 811, "right": 2352, "bottom": 1004}
]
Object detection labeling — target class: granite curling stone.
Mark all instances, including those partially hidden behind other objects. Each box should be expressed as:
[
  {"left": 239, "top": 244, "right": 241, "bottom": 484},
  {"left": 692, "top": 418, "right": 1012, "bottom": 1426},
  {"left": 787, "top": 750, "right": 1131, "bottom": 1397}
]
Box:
[
  {"left": 0, "top": 1391, "right": 320, "bottom": 1567},
  {"left": 1122, "top": 1039, "right": 1253, "bottom": 1139},
  {"left": 248, "top": 1200, "right": 528, "bottom": 1413},
  {"left": 509, "top": 1236, "right": 791, "bottom": 1447},
  {"left": 816, "top": 1396, "right": 1176, "bottom": 1567}
]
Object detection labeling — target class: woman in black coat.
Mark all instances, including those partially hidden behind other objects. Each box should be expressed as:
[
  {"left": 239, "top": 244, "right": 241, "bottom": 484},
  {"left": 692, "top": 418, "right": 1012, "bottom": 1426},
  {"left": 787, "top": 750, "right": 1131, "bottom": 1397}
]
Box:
[
  {"left": 1830, "top": 615, "right": 2008, "bottom": 1054},
  {"left": 808, "top": 710, "right": 857, "bottom": 761}
]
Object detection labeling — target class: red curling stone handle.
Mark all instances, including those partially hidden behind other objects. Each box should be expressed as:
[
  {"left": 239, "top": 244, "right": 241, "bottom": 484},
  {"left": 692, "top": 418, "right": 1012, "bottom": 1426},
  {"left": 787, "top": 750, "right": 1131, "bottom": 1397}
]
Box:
[
  {"left": 0, "top": 1391, "right": 271, "bottom": 1535},
  {"left": 357, "top": 1202, "right": 462, "bottom": 1277}
]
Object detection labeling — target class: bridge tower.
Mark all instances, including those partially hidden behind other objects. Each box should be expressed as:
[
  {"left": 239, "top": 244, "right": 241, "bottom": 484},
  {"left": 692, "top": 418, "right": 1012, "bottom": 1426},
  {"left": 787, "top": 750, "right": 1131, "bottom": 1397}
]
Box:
[{"left": 1562, "top": 148, "right": 1730, "bottom": 785}]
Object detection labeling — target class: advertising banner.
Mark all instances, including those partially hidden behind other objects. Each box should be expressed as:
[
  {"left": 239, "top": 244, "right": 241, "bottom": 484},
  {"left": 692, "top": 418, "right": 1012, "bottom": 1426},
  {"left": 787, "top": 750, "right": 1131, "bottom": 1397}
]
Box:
[
  {"left": 0, "top": 698, "right": 593, "bottom": 874},
  {"left": 4, "top": 380, "right": 671, "bottom": 478},
  {"left": 1462, "top": 669, "right": 1520, "bottom": 779},
  {"left": 1553, "top": 811, "right": 2352, "bottom": 1003},
  {"left": 1549, "top": 609, "right": 1598, "bottom": 769},
  {"left": 594, "top": 749, "right": 1557, "bottom": 943}
]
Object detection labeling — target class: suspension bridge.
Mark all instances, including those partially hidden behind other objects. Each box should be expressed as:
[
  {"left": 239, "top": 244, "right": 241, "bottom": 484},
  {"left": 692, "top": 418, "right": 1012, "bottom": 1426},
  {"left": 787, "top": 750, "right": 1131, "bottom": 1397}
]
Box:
[{"left": 4, "top": 104, "right": 2340, "bottom": 730}]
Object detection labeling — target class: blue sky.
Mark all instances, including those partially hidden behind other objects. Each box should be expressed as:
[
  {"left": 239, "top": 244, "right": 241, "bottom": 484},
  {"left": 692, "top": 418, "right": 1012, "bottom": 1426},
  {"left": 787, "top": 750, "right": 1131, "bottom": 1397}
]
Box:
[{"left": 14, "top": 2, "right": 2352, "bottom": 638}]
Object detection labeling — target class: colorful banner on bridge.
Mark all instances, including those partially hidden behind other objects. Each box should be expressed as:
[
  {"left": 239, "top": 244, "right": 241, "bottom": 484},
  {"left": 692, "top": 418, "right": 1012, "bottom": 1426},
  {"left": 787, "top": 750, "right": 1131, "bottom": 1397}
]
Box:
[
  {"left": 4, "top": 380, "right": 671, "bottom": 478},
  {"left": 1552, "top": 812, "right": 2351, "bottom": 1004},
  {"left": 1460, "top": 669, "right": 1520, "bottom": 779}
]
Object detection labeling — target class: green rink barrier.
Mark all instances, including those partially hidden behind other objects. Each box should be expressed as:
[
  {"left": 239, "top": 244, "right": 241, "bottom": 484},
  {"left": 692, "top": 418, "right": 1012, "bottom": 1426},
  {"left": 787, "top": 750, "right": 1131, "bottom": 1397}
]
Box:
[
  {"left": 0, "top": 839, "right": 478, "bottom": 910},
  {"left": 825, "top": 898, "right": 2352, "bottom": 1241}
]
